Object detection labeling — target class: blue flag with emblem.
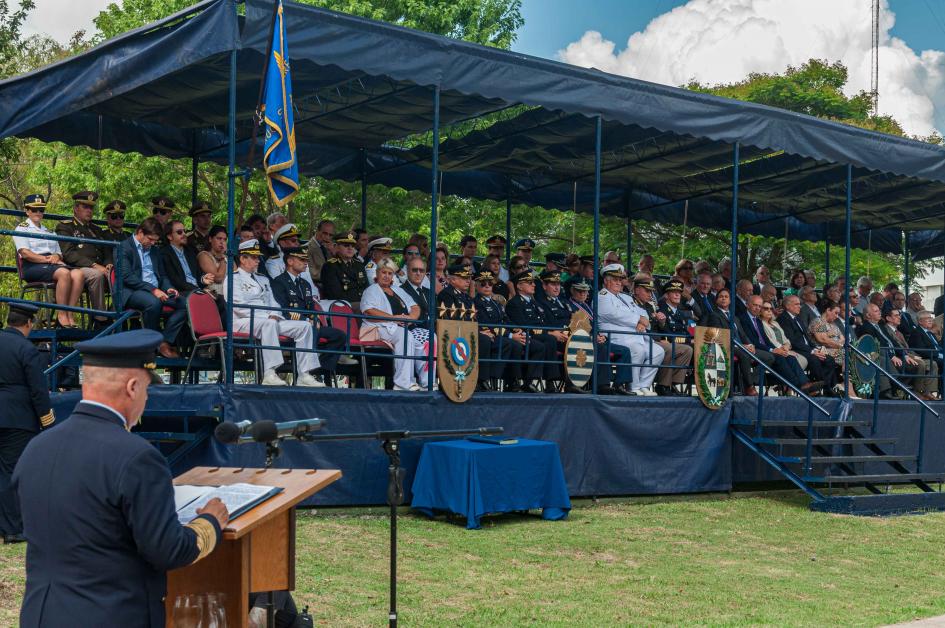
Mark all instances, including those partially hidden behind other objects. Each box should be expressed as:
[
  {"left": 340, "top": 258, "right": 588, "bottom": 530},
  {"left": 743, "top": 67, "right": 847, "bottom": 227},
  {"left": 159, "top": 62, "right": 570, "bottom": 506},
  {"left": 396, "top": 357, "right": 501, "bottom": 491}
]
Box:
[{"left": 262, "top": 0, "right": 299, "bottom": 207}]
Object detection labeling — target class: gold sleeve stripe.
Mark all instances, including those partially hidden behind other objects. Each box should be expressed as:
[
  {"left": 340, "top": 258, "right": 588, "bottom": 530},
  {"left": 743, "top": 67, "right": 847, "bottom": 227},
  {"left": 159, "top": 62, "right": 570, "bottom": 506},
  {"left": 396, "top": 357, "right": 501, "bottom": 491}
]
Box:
[
  {"left": 185, "top": 517, "right": 218, "bottom": 563},
  {"left": 39, "top": 410, "right": 55, "bottom": 428}
]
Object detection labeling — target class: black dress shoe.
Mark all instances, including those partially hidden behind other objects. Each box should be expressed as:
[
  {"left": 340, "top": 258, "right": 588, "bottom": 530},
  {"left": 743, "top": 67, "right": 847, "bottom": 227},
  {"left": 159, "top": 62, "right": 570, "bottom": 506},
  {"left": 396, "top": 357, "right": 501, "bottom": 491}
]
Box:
[
  {"left": 476, "top": 381, "right": 493, "bottom": 392},
  {"left": 522, "top": 382, "right": 541, "bottom": 394},
  {"left": 596, "top": 386, "right": 617, "bottom": 395},
  {"left": 565, "top": 384, "right": 588, "bottom": 394},
  {"left": 654, "top": 384, "right": 672, "bottom": 396},
  {"left": 3, "top": 533, "right": 26, "bottom": 544},
  {"left": 505, "top": 381, "right": 523, "bottom": 393},
  {"left": 615, "top": 384, "right": 637, "bottom": 396}
]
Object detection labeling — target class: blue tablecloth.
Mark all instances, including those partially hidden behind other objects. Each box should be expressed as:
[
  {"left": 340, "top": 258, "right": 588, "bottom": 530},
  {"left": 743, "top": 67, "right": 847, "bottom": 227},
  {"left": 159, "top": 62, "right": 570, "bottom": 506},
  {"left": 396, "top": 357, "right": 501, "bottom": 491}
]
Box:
[{"left": 410, "top": 438, "right": 571, "bottom": 529}]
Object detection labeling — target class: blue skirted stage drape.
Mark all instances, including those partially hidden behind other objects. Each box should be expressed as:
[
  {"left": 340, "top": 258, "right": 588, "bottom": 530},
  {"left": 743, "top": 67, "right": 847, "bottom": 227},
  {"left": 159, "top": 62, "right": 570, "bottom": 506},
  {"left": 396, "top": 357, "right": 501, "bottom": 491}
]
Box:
[{"left": 48, "top": 387, "right": 943, "bottom": 505}]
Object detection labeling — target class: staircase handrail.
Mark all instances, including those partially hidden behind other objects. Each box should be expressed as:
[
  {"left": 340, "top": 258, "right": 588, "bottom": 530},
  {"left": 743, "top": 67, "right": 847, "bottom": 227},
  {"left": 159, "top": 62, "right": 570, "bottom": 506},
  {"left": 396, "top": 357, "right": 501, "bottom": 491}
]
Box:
[
  {"left": 43, "top": 310, "right": 139, "bottom": 376},
  {"left": 849, "top": 342, "right": 939, "bottom": 417},
  {"left": 732, "top": 339, "right": 830, "bottom": 416}
]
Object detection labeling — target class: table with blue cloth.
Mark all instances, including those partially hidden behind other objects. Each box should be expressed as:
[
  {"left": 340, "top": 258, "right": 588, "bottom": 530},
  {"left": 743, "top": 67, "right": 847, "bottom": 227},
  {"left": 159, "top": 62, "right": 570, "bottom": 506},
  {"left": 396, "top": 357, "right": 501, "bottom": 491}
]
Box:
[{"left": 410, "top": 438, "right": 571, "bottom": 529}]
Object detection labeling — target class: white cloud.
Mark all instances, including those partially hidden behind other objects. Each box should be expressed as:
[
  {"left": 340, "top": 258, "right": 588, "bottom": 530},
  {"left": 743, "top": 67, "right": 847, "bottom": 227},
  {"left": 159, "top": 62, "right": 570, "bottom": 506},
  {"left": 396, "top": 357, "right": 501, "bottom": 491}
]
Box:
[
  {"left": 21, "top": 0, "right": 112, "bottom": 44},
  {"left": 558, "top": 0, "right": 945, "bottom": 137}
]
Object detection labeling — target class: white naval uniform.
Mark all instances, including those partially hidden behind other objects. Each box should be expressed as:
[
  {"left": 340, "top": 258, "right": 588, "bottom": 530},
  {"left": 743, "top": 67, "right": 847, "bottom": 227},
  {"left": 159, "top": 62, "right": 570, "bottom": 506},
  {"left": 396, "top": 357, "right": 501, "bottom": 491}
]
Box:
[
  {"left": 364, "top": 260, "right": 378, "bottom": 285},
  {"left": 223, "top": 268, "right": 320, "bottom": 374},
  {"left": 265, "top": 253, "right": 285, "bottom": 279},
  {"left": 12, "top": 220, "right": 62, "bottom": 256},
  {"left": 597, "top": 288, "right": 665, "bottom": 391}
]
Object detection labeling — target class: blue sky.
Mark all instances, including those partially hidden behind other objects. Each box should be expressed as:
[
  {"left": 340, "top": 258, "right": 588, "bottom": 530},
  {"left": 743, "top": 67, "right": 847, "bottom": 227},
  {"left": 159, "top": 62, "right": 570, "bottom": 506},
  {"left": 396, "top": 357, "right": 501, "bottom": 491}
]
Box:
[{"left": 514, "top": 0, "right": 945, "bottom": 60}]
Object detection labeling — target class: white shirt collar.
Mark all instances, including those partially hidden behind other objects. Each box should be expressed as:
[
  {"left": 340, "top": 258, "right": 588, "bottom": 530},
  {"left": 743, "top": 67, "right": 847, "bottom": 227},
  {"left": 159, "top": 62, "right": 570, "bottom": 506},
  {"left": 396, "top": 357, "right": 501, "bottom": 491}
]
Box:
[{"left": 80, "top": 400, "right": 128, "bottom": 427}]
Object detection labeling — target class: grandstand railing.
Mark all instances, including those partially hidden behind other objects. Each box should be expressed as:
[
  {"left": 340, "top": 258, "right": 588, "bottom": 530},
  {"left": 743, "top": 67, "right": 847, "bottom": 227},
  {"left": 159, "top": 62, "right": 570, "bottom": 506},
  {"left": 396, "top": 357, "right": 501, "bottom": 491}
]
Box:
[{"left": 0, "top": 207, "right": 139, "bottom": 229}]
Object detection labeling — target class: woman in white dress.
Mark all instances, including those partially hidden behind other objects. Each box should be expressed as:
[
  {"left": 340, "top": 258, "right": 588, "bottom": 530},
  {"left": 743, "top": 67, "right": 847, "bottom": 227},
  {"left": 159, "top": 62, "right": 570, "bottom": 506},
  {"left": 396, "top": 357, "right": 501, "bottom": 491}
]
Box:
[
  {"left": 12, "top": 194, "right": 86, "bottom": 327},
  {"left": 360, "top": 258, "right": 426, "bottom": 391}
]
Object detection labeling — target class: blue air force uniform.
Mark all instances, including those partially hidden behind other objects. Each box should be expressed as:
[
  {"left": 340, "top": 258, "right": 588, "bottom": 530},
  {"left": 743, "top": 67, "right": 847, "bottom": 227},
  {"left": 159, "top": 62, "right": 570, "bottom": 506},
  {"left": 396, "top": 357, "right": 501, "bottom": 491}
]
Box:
[
  {"left": 0, "top": 304, "right": 54, "bottom": 541},
  {"left": 14, "top": 331, "right": 222, "bottom": 627},
  {"left": 505, "top": 271, "right": 557, "bottom": 382}
]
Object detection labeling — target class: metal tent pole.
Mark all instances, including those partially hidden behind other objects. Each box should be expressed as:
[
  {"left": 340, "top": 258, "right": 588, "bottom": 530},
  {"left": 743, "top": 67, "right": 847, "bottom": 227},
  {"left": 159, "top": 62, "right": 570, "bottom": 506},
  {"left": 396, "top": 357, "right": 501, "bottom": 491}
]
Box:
[
  {"left": 730, "top": 143, "right": 740, "bottom": 379},
  {"left": 624, "top": 191, "right": 632, "bottom": 265},
  {"left": 426, "top": 87, "right": 440, "bottom": 391},
  {"left": 505, "top": 196, "right": 512, "bottom": 265},
  {"left": 844, "top": 164, "right": 853, "bottom": 399},
  {"left": 225, "top": 47, "right": 238, "bottom": 385},
  {"left": 360, "top": 148, "right": 368, "bottom": 230},
  {"left": 824, "top": 223, "right": 830, "bottom": 286},
  {"left": 903, "top": 230, "right": 910, "bottom": 298},
  {"left": 591, "top": 115, "right": 602, "bottom": 394},
  {"left": 191, "top": 128, "right": 200, "bottom": 207}
]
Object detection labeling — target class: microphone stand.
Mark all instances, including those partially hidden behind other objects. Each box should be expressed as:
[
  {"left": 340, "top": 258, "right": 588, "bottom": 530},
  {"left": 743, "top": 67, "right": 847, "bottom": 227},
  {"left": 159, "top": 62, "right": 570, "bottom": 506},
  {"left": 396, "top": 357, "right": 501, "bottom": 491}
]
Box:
[{"left": 259, "top": 426, "right": 503, "bottom": 628}]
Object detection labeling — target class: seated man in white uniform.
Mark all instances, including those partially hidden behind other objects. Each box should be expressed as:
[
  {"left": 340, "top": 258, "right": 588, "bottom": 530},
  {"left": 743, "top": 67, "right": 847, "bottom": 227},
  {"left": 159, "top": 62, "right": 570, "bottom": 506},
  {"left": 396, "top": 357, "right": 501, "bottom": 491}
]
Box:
[
  {"left": 597, "top": 263, "right": 665, "bottom": 396},
  {"left": 224, "top": 239, "right": 324, "bottom": 387}
]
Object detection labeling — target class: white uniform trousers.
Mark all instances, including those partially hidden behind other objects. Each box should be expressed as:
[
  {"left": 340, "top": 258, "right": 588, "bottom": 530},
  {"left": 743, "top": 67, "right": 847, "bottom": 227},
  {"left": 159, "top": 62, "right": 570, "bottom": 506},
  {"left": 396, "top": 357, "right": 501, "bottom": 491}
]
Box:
[
  {"left": 613, "top": 335, "right": 665, "bottom": 391},
  {"left": 375, "top": 324, "right": 425, "bottom": 389},
  {"left": 232, "top": 317, "right": 319, "bottom": 374}
]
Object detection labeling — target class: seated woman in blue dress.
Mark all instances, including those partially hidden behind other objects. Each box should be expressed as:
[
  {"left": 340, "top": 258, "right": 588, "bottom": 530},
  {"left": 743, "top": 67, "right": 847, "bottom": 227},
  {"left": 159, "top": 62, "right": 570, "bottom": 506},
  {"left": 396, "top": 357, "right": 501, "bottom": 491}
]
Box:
[{"left": 12, "top": 194, "right": 87, "bottom": 328}]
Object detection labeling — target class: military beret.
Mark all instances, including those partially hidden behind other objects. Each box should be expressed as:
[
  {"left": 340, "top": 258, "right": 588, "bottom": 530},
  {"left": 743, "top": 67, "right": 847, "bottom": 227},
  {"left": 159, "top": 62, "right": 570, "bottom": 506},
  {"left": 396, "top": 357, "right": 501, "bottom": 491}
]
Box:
[
  {"left": 447, "top": 262, "right": 472, "bottom": 278},
  {"left": 72, "top": 191, "right": 99, "bottom": 206},
  {"left": 511, "top": 270, "right": 536, "bottom": 284},
  {"left": 274, "top": 223, "right": 300, "bottom": 241},
  {"left": 76, "top": 329, "right": 163, "bottom": 382},
  {"left": 474, "top": 270, "right": 497, "bottom": 283},
  {"left": 513, "top": 238, "right": 536, "bottom": 250},
  {"left": 23, "top": 194, "right": 47, "bottom": 210},
  {"left": 190, "top": 200, "right": 212, "bottom": 217},
  {"left": 282, "top": 246, "right": 308, "bottom": 262},
  {"left": 539, "top": 270, "right": 561, "bottom": 283},
  {"left": 150, "top": 196, "right": 175, "bottom": 212},
  {"left": 104, "top": 200, "right": 126, "bottom": 215},
  {"left": 238, "top": 239, "right": 262, "bottom": 256},
  {"left": 334, "top": 232, "right": 357, "bottom": 245},
  {"left": 485, "top": 235, "right": 507, "bottom": 246},
  {"left": 663, "top": 278, "right": 684, "bottom": 293}
]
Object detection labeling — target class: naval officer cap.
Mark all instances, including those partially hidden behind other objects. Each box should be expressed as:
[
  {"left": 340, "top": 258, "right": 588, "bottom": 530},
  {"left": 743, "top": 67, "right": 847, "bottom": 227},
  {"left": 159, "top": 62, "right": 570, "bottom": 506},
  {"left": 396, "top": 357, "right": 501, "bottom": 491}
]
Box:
[
  {"left": 513, "top": 238, "right": 536, "bottom": 250},
  {"left": 238, "top": 239, "right": 263, "bottom": 257},
  {"left": 274, "top": 223, "right": 300, "bottom": 242},
  {"left": 8, "top": 301, "right": 40, "bottom": 318},
  {"left": 601, "top": 263, "right": 627, "bottom": 279},
  {"left": 368, "top": 237, "right": 393, "bottom": 252},
  {"left": 447, "top": 262, "right": 472, "bottom": 278},
  {"left": 23, "top": 194, "right": 47, "bottom": 210},
  {"left": 76, "top": 329, "right": 164, "bottom": 382}
]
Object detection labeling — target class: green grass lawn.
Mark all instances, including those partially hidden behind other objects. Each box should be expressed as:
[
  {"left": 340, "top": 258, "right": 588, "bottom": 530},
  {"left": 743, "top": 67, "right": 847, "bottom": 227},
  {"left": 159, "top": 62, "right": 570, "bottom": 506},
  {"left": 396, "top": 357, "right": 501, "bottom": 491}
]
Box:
[{"left": 4, "top": 492, "right": 945, "bottom": 626}]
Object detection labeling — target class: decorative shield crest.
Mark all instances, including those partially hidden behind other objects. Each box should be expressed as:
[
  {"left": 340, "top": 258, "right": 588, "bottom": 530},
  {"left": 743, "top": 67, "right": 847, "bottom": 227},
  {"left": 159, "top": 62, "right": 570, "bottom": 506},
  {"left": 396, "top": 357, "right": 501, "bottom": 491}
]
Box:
[
  {"left": 693, "top": 326, "right": 731, "bottom": 410},
  {"left": 564, "top": 327, "right": 595, "bottom": 388},
  {"left": 436, "top": 315, "right": 479, "bottom": 403},
  {"left": 851, "top": 334, "right": 879, "bottom": 397}
]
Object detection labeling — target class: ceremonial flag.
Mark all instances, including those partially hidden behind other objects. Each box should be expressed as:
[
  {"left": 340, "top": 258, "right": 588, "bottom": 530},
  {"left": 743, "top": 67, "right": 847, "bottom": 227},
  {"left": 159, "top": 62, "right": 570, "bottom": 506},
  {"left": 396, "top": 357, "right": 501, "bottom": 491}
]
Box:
[{"left": 262, "top": 0, "right": 299, "bottom": 207}]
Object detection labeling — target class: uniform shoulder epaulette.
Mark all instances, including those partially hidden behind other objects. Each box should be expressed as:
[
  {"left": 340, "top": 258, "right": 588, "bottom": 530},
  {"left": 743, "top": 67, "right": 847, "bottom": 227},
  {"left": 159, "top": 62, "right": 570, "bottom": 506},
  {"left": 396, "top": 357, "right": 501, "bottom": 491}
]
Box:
[
  {"left": 600, "top": 289, "right": 608, "bottom": 295},
  {"left": 365, "top": 261, "right": 375, "bottom": 268},
  {"left": 327, "top": 257, "right": 340, "bottom": 263},
  {"left": 59, "top": 219, "right": 72, "bottom": 225},
  {"left": 268, "top": 254, "right": 280, "bottom": 260},
  {"left": 17, "top": 219, "right": 29, "bottom": 228}
]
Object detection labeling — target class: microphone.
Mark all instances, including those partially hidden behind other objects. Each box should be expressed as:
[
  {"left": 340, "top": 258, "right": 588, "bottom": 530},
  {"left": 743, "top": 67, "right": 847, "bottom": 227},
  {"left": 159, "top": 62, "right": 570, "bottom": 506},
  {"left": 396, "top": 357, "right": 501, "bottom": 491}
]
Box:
[
  {"left": 213, "top": 420, "right": 253, "bottom": 445},
  {"left": 251, "top": 418, "right": 325, "bottom": 443}
]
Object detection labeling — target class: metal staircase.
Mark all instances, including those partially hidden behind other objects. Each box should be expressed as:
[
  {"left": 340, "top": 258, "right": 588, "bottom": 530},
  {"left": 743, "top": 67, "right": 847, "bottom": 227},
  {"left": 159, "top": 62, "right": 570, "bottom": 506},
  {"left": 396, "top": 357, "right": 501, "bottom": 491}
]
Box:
[{"left": 730, "top": 341, "right": 945, "bottom": 516}]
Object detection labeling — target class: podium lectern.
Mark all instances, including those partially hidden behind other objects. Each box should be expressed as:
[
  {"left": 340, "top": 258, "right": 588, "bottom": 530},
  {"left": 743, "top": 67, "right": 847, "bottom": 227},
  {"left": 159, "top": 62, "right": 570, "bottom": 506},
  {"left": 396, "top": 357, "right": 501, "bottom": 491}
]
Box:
[{"left": 166, "top": 467, "right": 342, "bottom": 627}]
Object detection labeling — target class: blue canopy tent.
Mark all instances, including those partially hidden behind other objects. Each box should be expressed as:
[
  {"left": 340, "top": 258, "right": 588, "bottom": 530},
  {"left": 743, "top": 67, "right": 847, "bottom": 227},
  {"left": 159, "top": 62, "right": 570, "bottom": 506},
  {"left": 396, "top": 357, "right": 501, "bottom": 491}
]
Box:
[{"left": 2, "top": 0, "right": 944, "bottom": 392}]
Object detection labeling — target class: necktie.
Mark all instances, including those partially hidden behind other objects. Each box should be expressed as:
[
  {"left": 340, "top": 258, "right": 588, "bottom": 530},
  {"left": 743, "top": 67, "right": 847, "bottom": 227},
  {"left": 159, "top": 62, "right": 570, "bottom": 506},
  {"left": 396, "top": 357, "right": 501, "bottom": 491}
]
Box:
[
  {"left": 792, "top": 317, "right": 807, "bottom": 347},
  {"left": 751, "top": 316, "right": 764, "bottom": 344},
  {"left": 703, "top": 294, "right": 713, "bottom": 313}
]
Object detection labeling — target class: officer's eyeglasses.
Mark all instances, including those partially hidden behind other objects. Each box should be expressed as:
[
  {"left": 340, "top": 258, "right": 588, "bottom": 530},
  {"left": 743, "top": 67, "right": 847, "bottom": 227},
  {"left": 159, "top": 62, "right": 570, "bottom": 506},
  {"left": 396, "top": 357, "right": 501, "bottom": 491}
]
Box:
[
  {"left": 173, "top": 229, "right": 186, "bottom": 235},
  {"left": 27, "top": 207, "right": 45, "bottom": 213},
  {"left": 154, "top": 208, "right": 172, "bottom": 216},
  {"left": 405, "top": 250, "right": 421, "bottom": 256},
  {"left": 109, "top": 213, "right": 124, "bottom": 219}
]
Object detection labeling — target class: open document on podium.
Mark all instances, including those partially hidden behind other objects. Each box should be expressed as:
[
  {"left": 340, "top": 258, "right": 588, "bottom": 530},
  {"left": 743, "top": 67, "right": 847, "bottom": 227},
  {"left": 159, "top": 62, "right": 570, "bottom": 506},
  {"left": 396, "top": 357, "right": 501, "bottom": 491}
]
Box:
[{"left": 175, "top": 483, "right": 283, "bottom": 524}]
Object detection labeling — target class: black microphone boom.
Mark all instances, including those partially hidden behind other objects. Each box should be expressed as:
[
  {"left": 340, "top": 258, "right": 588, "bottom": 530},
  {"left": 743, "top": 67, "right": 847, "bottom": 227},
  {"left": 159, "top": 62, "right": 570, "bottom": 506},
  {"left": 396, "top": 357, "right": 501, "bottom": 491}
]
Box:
[
  {"left": 250, "top": 418, "right": 325, "bottom": 443},
  {"left": 213, "top": 420, "right": 253, "bottom": 444}
]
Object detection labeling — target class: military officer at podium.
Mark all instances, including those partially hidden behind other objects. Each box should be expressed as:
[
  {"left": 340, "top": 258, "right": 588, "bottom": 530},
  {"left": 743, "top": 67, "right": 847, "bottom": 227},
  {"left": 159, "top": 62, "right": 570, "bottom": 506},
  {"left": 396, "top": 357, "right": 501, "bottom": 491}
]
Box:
[
  {"left": 14, "top": 330, "right": 229, "bottom": 628},
  {"left": 0, "top": 303, "right": 53, "bottom": 545}
]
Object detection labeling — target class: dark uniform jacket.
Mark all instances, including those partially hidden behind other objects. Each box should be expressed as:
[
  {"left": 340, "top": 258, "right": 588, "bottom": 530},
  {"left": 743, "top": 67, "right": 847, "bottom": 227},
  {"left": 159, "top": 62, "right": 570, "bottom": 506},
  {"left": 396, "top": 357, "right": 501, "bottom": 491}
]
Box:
[
  {"left": 100, "top": 227, "right": 130, "bottom": 243},
  {"left": 657, "top": 301, "right": 694, "bottom": 342},
  {"left": 14, "top": 402, "right": 221, "bottom": 628},
  {"left": 185, "top": 229, "right": 210, "bottom": 255},
  {"left": 117, "top": 237, "right": 175, "bottom": 310},
  {"left": 321, "top": 257, "right": 368, "bottom": 303},
  {"left": 55, "top": 218, "right": 111, "bottom": 267},
  {"left": 271, "top": 271, "right": 318, "bottom": 320},
  {"left": 0, "top": 328, "right": 53, "bottom": 432},
  {"left": 505, "top": 294, "right": 546, "bottom": 335},
  {"left": 437, "top": 285, "right": 474, "bottom": 314},
  {"left": 536, "top": 293, "right": 573, "bottom": 330},
  {"left": 474, "top": 294, "right": 512, "bottom": 335}
]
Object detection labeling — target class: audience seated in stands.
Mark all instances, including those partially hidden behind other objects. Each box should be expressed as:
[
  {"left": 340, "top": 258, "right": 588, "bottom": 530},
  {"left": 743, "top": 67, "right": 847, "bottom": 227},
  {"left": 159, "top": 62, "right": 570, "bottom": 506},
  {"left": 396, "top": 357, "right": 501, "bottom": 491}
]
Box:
[
  {"left": 857, "top": 303, "right": 910, "bottom": 399},
  {"left": 55, "top": 191, "right": 110, "bottom": 325},
  {"left": 117, "top": 217, "right": 188, "bottom": 359},
  {"left": 783, "top": 270, "right": 806, "bottom": 296},
  {"left": 161, "top": 220, "right": 214, "bottom": 296},
  {"left": 196, "top": 226, "right": 228, "bottom": 298},
  {"left": 760, "top": 300, "right": 819, "bottom": 395},
  {"left": 739, "top": 294, "right": 811, "bottom": 393},
  {"left": 306, "top": 219, "right": 335, "bottom": 285},
  {"left": 689, "top": 272, "right": 716, "bottom": 324},
  {"left": 779, "top": 294, "right": 839, "bottom": 395},
  {"left": 321, "top": 232, "right": 368, "bottom": 309},
  {"left": 185, "top": 201, "right": 213, "bottom": 254},
  {"left": 651, "top": 278, "right": 694, "bottom": 396},
  {"left": 364, "top": 237, "right": 393, "bottom": 285},
  {"left": 13, "top": 194, "right": 86, "bottom": 328},
  {"left": 101, "top": 200, "right": 130, "bottom": 243}
]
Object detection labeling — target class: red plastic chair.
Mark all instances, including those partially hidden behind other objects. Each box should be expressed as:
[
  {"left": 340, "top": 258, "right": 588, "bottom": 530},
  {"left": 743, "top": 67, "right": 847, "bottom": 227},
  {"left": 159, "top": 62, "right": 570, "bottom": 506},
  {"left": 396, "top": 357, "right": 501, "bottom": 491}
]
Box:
[
  {"left": 184, "top": 291, "right": 256, "bottom": 382},
  {"left": 328, "top": 301, "right": 393, "bottom": 387}
]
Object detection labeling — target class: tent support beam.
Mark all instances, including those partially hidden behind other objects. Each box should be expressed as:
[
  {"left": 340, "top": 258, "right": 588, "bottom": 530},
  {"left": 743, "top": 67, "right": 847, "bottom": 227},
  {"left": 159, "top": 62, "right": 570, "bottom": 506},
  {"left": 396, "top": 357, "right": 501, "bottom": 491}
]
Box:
[
  {"left": 225, "top": 46, "right": 237, "bottom": 385},
  {"left": 426, "top": 86, "right": 440, "bottom": 391},
  {"left": 730, "top": 143, "right": 740, "bottom": 380},
  {"left": 360, "top": 148, "right": 368, "bottom": 229},
  {"left": 844, "top": 164, "right": 853, "bottom": 399},
  {"left": 591, "top": 115, "right": 602, "bottom": 394}
]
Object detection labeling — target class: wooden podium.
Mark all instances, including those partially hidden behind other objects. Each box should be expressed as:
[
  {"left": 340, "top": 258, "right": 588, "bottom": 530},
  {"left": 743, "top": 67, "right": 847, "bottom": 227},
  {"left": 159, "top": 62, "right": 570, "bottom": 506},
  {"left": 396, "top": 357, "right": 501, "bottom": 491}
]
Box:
[{"left": 166, "top": 467, "right": 342, "bottom": 627}]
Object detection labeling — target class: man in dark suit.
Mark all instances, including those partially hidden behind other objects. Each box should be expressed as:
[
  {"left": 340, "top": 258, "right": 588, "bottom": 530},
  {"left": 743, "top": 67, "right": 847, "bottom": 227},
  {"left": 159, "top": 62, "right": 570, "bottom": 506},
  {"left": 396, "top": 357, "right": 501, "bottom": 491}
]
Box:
[
  {"left": 778, "top": 294, "right": 838, "bottom": 394},
  {"left": 399, "top": 256, "right": 431, "bottom": 321},
  {"left": 733, "top": 279, "right": 752, "bottom": 317},
  {"left": 270, "top": 247, "right": 348, "bottom": 376},
  {"left": 0, "top": 303, "right": 54, "bottom": 545},
  {"left": 858, "top": 303, "right": 909, "bottom": 398},
  {"left": 796, "top": 286, "right": 820, "bottom": 331},
  {"left": 739, "top": 294, "right": 810, "bottom": 391},
  {"left": 117, "top": 217, "right": 188, "bottom": 359},
  {"left": 161, "top": 220, "right": 212, "bottom": 295},
  {"left": 911, "top": 311, "right": 943, "bottom": 380},
  {"left": 13, "top": 330, "right": 228, "bottom": 627},
  {"left": 689, "top": 272, "right": 716, "bottom": 324}
]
